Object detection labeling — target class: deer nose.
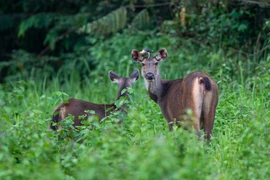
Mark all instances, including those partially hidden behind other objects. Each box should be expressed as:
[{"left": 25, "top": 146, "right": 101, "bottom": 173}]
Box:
[{"left": 145, "top": 73, "right": 155, "bottom": 80}]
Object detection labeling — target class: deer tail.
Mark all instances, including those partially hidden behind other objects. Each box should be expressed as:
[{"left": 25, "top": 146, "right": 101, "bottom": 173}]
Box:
[{"left": 199, "top": 76, "right": 211, "bottom": 91}]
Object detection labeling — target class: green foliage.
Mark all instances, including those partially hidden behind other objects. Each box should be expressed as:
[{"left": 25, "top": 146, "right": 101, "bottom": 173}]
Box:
[
  {"left": 162, "top": 1, "right": 270, "bottom": 51},
  {"left": 78, "top": 7, "right": 127, "bottom": 36},
  {"left": 0, "top": 50, "right": 57, "bottom": 82},
  {"left": 18, "top": 13, "right": 56, "bottom": 37},
  {"left": 1, "top": 0, "right": 270, "bottom": 83},
  {"left": 131, "top": 9, "right": 150, "bottom": 29},
  {"left": 264, "top": 19, "right": 270, "bottom": 44}
]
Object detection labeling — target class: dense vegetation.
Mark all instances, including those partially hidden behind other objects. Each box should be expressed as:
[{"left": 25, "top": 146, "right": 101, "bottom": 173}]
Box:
[{"left": 0, "top": 0, "right": 269, "bottom": 179}]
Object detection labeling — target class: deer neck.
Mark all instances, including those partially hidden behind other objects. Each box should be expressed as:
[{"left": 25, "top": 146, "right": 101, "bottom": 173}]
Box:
[{"left": 144, "top": 74, "right": 163, "bottom": 103}]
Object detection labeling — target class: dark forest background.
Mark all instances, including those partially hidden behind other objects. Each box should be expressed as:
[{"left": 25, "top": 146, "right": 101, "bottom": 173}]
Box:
[{"left": 0, "top": 0, "right": 269, "bottom": 83}]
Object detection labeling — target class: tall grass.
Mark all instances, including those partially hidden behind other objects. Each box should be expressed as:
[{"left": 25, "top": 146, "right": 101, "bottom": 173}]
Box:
[{"left": 0, "top": 36, "right": 269, "bottom": 179}]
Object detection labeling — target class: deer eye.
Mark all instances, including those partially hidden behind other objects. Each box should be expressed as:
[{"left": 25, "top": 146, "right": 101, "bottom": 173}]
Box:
[
  {"left": 141, "top": 63, "right": 145, "bottom": 66},
  {"left": 154, "top": 62, "right": 158, "bottom": 65}
]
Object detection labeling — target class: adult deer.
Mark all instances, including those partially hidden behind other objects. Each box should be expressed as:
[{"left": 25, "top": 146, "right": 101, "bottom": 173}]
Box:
[
  {"left": 131, "top": 48, "right": 218, "bottom": 140},
  {"left": 50, "top": 70, "right": 139, "bottom": 130}
]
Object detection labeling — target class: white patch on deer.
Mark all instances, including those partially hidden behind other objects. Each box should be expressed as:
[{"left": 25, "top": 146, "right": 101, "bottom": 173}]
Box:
[
  {"left": 144, "top": 78, "right": 150, "bottom": 90},
  {"left": 202, "top": 88, "right": 212, "bottom": 117},
  {"left": 145, "top": 78, "right": 157, "bottom": 95},
  {"left": 60, "top": 106, "right": 66, "bottom": 120},
  {"left": 192, "top": 78, "right": 205, "bottom": 130}
]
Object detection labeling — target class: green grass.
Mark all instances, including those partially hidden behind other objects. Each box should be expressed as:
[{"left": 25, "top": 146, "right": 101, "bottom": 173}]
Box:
[{"left": 0, "top": 48, "right": 269, "bottom": 180}]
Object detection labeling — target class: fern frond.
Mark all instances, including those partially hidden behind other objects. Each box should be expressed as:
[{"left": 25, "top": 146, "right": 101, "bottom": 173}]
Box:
[
  {"left": 78, "top": 7, "right": 127, "bottom": 35},
  {"left": 18, "top": 13, "right": 56, "bottom": 37},
  {"left": 131, "top": 9, "right": 150, "bottom": 29},
  {"left": 44, "top": 28, "right": 58, "bottom": 50}
]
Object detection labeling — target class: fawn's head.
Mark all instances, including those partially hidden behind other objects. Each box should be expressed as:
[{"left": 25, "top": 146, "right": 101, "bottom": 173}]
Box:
[{"left": 109, "top": 70, "right": 139, "bottom": 99}]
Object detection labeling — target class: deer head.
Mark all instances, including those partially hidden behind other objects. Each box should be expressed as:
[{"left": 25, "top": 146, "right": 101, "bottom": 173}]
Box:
[
  {"left": 131, "top": 48, "right": 168, "bottom": 81},
  {"left": 109, "top": 70, "right": 139, "bottom": 100}
]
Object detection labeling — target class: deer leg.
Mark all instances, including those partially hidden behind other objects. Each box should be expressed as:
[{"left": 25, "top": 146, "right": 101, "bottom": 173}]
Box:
[
  {"left": 203, "top": 109, "right": 215, "bottom": 141},
  {"left": 202, "top": 92, "right": 216, "bottom": 141},
  {"left": 168, "top": 123, "right": 173, "bottom": 131}
]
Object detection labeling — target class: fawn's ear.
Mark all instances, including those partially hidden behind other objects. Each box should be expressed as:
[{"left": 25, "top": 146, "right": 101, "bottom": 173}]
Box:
[
  {"left": 131, "top": 49, "right": 144, "bottom": 62},
  {"left": 130, "top": 70, "right": 140, "bottom": 82},
  {"left": 109, "top": 71, "right": 120, "bottom": 83},
  {"left": 155, "top": 48, "right": 168, "bottom": 62}
]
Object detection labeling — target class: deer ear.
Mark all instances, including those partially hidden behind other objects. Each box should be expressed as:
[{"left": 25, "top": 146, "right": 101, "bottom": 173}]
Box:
[
  {"left": 109, "top": 71, "right": 120, "bottom": 83},
  {"left": 156, "top": 48, "right": 168, "bottom": 61},
  {"left": 131, "top": 49, "right": 143, "bottom": 62},
  {"left": 130, "top": 69, "right": 140, "bottom": 82}
]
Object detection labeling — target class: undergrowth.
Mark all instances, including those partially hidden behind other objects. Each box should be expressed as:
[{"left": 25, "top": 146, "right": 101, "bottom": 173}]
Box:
[{"left": 0, "top": 42, "right": 269, "bottom": 179}]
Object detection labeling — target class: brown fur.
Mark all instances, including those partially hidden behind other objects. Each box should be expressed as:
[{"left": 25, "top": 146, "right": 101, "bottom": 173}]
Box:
[
  {"left": 50, "top": 70, "right": 139, "bottom": 130},
  {"left": 132, "top": 48, "right": 218, "bottom": 140}
]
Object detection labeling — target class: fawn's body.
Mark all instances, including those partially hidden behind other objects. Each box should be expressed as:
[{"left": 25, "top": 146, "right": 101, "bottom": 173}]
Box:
[{"left": 51, "top": 70, "right": 139, "bottom": 130}]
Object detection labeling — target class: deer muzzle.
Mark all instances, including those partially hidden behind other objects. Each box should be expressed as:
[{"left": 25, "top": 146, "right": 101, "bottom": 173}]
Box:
[{"left": 145, "top": 73, "right": 155, "bottom": 80}]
